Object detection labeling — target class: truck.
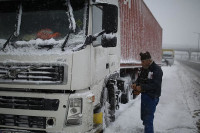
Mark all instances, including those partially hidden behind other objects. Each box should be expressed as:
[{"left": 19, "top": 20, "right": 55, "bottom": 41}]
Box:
[
  {"left": 0, "top": 0, "right": 162, "bottom": 132},
  {"left": 162, "top": 49, "right": 175, "bottom": 66}
]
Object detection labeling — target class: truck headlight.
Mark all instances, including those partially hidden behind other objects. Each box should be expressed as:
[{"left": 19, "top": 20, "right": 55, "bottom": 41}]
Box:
[{"left": 66, "top": 98, "right": 82, "bottom": 125}]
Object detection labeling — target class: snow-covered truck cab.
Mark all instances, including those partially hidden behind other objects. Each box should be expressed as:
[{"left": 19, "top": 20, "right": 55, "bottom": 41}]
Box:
[{"left": 0, "top": 0, "right": 119, "bottom": 132}]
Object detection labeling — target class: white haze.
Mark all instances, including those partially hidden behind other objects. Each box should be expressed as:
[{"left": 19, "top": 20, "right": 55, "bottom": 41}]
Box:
[{"left": 144, "top": 0, "right": 200, "bottom": 50}]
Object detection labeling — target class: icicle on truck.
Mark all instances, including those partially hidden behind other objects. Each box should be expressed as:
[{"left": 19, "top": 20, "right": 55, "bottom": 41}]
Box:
[{"left": 0, "top": 0, "right": 162, "bottom": 132}]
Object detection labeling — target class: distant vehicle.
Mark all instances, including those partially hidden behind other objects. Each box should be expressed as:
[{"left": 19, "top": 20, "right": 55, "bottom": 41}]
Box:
[{"left": 162, "top": 49, "right": 175, "bottom": 66}]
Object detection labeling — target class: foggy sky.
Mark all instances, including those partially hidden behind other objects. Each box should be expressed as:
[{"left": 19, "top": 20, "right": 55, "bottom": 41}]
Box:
[{"left": 143, "top": 0, "right": 200, "bottom": 50}]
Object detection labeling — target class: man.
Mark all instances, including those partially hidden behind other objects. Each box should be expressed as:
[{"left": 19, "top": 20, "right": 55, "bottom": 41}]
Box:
[{"left": 132, "top": 51, "right": 163, "bottom": 133}]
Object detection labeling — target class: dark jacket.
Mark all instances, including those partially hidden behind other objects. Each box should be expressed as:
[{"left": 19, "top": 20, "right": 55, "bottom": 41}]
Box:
[{"left": 136, "top": 61, "right": 163, "bottom": 98}]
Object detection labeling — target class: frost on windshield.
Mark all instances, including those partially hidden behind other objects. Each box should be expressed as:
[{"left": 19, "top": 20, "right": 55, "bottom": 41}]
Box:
[{"left": 0, "top": 0, "right": 87, "bottom": 54}]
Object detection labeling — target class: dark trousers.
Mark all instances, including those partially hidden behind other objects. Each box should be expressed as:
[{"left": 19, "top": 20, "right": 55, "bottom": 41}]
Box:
[{"left": 141, "top": 93, "right": 159, "bottom": 133}]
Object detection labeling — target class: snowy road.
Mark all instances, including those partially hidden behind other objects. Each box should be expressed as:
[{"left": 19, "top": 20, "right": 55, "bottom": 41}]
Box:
[
  {"left": 177, "top": 60, "right": 200, "bottom": 78},
  {"left": 105, "top": 61, "right": 200, "bottom": 133}
]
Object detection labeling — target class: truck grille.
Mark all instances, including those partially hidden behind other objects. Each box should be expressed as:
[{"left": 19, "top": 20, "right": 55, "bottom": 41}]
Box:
[
  {"left": 0, "top": 114, "right": 46, "bottom": 129},
  {"left": 0, "top": 128, "right": 46, "bottom": 133},
  {"left": 0, "top": 96, "right": 59, "bottom": 111},
  {"left": 0, "top": 63, "right": 65, "bottom": 84}
]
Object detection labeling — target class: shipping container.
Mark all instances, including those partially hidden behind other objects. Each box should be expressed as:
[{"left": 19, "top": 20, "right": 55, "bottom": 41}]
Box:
[{"left": 119, "top": 0, "right": 162, "bottom": 68}]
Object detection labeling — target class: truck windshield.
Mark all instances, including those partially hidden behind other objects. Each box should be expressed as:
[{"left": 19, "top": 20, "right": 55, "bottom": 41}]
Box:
[
  {"left": 20, "top": 11, "right": 69, "bottom": 41},
  {"left": 0, "top": 1, "right": 18, "bottom": 44},
  {"left": 0, "top": 0, "right": 87, "bottom": 51},
  {"left": 163, "top": 51, "right": 174, "bottom": 58}
]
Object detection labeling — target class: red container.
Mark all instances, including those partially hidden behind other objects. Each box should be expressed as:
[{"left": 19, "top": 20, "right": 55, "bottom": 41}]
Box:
[{"left": 119, "top": 0, "right": 162, "bottom": 67}]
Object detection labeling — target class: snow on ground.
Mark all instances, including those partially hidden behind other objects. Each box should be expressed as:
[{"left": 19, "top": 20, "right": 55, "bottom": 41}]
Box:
[{"left": 105, "top": 61, "right": 200, "bottom": 133}]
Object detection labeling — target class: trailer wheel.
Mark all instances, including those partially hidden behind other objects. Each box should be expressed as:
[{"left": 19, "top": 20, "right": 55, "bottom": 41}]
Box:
[
  {"left": 121, "top": 87, "right": 130, "bottom": 104},
  {"left": 121, "top": 93, "right": 128, "bottom": 104}
]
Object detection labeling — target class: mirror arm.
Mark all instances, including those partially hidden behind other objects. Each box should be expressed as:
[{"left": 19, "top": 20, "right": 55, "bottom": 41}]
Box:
[
  {"left": 94, "top": 30, "right": 106, "bottom": 38},
  {"left": 84, "top": 30, "right": 106, "bottom": 45}
]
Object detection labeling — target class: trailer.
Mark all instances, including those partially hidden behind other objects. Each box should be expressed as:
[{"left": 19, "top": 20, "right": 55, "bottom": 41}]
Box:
[{"left": 0, "top": 0, "right": 162, "bottom": 132}]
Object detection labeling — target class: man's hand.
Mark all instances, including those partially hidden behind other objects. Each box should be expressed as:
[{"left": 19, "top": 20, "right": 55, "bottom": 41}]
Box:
[
  {"left": 131, "top": 84, "right": 137, "bottom": 90},
  {"left": 135, "top": 86, "right": 141, "bottom": 92},
  {"left": 131, "top": 84, "right": 141, "bottom": 95},
  {"left": 133, "top": 90, "right": 140, "bottom": 95}
]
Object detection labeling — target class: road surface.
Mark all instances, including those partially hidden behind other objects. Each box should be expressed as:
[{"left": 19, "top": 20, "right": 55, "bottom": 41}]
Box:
[{"left": 177, "top": 59, "right": 200, "bottom": 74}]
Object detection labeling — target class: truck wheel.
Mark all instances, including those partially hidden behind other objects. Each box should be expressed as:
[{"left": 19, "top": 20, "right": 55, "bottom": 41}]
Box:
[
  {"left": 106, "top": 82, "right": 116, "bottom": 122},
  {"left": 102, "top": 87, "right": 111, "bottom": 127},
  {"left": 121, "top": 88, "right": 130, "bottom": 104}
]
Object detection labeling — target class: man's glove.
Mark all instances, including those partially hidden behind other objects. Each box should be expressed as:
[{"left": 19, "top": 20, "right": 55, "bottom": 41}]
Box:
[
  {"left": 131, "top": 84, "right": 141, "bottom": 96},
  {"left": 131, "top": 83, "right": 137, "bottom": 90}
]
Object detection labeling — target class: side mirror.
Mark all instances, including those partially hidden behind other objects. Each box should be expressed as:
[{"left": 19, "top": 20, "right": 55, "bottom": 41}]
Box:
[
  {"left": 101, "top": 34, "right": 117, "bottom": 47},
  {"left": 102, "top": 5, "right": 118, "bottom": 34}
]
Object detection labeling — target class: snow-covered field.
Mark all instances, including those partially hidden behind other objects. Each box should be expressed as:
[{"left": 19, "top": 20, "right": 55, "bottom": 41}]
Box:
[{"left": 105, "top": 61, "right": 200, "bottom": 133}]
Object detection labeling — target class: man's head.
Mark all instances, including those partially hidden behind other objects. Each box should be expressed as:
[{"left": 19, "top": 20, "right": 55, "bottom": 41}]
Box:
[{"left": 140, "top": 51, "right": 152, "bottom": 69}]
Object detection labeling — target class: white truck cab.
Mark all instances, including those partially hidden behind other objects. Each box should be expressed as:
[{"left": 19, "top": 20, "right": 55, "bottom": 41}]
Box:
[
  {"left": 0, "top": 0, "right": 120, "bottom": 132},
  {"left": 0, "top": 0, "right": 163, "bottom": 132}
]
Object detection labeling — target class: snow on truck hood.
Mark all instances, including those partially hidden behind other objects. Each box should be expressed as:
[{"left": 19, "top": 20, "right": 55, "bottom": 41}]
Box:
[{"left": 0, "top": 34, "right": 85, "bottom": 56}]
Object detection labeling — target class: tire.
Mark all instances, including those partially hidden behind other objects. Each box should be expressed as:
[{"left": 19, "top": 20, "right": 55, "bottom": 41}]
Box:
[
  {"left": 101, "top": 82, "right": 116, "bottom": 128},
  {"left": 102, "top": 87, "right": 111, "bottom": 128},
  {"left": 121, "top": 87, "right": 130, "bottom": 104},
  {"left": 106, "top": 83, "right": 116, "bottom": 122}
]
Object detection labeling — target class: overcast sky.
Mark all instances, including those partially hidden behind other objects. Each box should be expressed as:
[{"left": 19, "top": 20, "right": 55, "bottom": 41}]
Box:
[{"left": 143, "top": 0, "right": 200, "bottom": 50}]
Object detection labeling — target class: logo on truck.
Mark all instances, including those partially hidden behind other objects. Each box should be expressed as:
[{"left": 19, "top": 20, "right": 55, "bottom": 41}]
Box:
[{"left": 8, "top": 69, "right": 18, "bottom": 78}]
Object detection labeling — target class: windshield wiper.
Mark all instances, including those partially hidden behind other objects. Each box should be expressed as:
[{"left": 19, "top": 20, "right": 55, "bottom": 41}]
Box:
[
  {"left": 1, "top": 34, "right": 15, "bottom": 51},
  {"left": 73, "top": 30, "right": 106, "bottom": 51},
  {"left": 61, "top": 30, "right": 72, "bottom": 51},
  {"left": 1, "top": 3, "right": 22, "bottom": 51}
]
